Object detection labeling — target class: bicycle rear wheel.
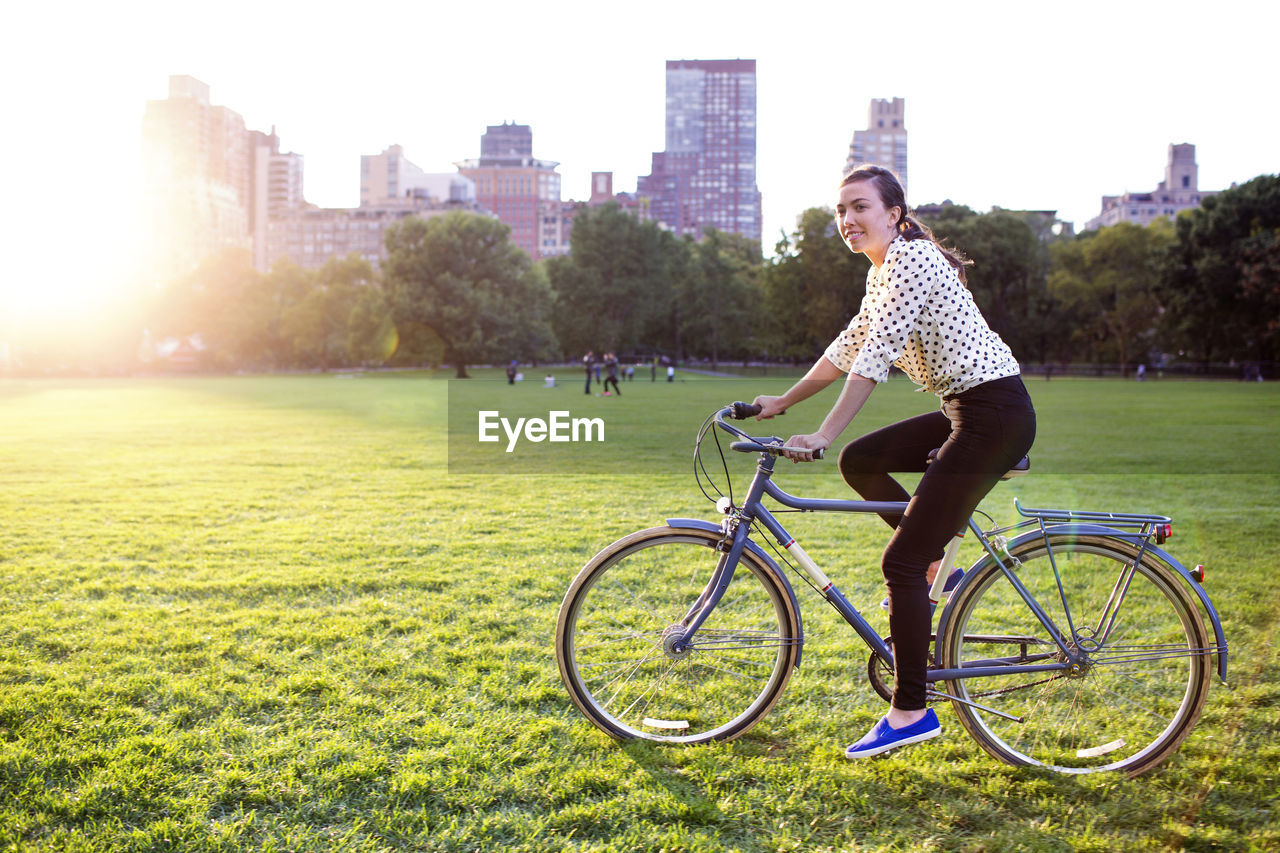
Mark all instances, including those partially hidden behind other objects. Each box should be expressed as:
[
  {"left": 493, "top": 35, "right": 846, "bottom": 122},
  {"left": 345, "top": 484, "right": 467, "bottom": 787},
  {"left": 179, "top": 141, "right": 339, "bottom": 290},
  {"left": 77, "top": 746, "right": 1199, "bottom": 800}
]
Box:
[
  {"left": 555, "top": 526, "right": 800, "bottom": 743},
  {"left": 938, "top": 533, "right": 1212, "bottom": 775}
]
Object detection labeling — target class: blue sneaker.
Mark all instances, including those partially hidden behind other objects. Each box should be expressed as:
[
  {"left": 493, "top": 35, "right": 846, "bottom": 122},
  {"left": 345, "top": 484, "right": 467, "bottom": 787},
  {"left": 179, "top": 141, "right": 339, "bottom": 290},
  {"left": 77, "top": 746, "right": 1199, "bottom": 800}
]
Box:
[
  {"left": 880, "top": 569, "right": 963, "bottom": 610},
  {"left": 844, "top": 708, "right": 942, "bottom": 759}
]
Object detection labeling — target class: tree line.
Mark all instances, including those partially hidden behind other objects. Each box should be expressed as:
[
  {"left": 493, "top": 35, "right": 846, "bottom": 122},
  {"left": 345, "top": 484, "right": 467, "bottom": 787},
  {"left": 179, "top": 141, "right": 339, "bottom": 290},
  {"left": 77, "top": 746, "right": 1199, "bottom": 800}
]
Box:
[{"left": 11, "top": 174, "right": 1277, "bottom": 376}]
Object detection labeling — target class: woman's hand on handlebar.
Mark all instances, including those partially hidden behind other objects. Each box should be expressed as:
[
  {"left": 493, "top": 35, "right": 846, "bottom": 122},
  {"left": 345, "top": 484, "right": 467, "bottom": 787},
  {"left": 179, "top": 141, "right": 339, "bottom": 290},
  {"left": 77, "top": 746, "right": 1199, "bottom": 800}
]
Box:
[
  {"left": 751, "top": 395, "right": 787, "bottom": 420},
  {"left": 781, "top": 432, "right": 830, "bottom": 463}
]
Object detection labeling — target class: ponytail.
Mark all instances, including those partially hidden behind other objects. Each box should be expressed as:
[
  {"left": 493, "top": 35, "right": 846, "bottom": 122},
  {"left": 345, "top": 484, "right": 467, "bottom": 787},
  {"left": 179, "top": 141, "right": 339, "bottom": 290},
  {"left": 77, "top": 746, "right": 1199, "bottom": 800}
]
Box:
[{"left": 898, "top": 213, "right": 971, "bottom": 284}]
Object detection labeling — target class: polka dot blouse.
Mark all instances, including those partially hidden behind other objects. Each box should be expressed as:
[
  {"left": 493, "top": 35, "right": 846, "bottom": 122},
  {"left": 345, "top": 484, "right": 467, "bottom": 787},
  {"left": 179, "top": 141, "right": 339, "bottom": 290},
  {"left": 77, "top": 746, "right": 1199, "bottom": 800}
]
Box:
[{"left": 824, "top": 236, "right": 1020, "bottom": 398}]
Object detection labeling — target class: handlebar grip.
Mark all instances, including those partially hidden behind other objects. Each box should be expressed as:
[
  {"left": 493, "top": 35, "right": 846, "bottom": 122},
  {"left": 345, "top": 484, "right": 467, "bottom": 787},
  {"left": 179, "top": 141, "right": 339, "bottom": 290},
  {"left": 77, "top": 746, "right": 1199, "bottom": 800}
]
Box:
[
  {"left": 775, "top": 443, "right": 824, "bottom": 460},
  {"left": 730, "top": 401, "right": 762, "bottom": 420},
  {"left": 728, "top": 440, "right": 825, "bottom": 460}
]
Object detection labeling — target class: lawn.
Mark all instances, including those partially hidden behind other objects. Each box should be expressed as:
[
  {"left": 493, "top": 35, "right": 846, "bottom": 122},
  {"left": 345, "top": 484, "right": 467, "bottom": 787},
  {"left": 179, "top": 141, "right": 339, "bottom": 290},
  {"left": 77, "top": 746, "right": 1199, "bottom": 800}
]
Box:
[{"left": 1, "top": 371, "right": 1277, "bottom": 851}]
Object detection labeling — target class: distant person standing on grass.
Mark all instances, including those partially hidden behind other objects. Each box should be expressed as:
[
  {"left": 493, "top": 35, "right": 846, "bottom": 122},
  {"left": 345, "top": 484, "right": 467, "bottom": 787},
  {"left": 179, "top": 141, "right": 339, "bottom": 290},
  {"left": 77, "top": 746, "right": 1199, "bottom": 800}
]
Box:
[
  {"left": 750, "top": 164, "right": 1035, "bottom": 760},
  {"left": 603, "top": 353, "right": 621, "bottom": 396},
  {"left": 583, "top": 351, "right": 595, "bottom": 395}
]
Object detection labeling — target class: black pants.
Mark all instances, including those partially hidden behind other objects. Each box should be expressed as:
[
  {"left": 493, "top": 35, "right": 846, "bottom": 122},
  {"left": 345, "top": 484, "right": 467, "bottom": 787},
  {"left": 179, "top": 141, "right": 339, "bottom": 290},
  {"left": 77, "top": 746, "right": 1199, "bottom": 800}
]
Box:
[
  {"left": 604, "top": 376, "right": 620, "bottom": 394},
  {"left": 838, "top": 375, "right": 1036, "bottom": 711}
]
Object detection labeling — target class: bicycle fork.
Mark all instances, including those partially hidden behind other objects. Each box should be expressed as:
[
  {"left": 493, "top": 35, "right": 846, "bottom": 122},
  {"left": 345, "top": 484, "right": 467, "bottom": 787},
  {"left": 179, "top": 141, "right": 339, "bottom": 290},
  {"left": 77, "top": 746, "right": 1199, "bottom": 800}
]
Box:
[{"left": 670, "top": 513, "right": 754, "bottom": 655}]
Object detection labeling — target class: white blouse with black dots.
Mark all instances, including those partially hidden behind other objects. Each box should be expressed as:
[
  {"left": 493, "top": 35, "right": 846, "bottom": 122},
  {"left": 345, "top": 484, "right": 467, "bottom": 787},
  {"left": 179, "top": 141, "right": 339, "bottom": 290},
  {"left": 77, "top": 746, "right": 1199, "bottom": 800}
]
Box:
[{"left": 823, "top": 236, "right": 1020, "bottom": 398}]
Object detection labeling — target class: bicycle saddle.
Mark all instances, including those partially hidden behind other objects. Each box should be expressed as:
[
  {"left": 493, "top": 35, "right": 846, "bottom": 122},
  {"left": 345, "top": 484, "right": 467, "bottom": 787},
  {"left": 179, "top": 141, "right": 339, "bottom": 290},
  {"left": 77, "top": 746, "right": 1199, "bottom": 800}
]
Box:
[{"left": 926, "top": 448, "right": 1031, "bottom": 480}]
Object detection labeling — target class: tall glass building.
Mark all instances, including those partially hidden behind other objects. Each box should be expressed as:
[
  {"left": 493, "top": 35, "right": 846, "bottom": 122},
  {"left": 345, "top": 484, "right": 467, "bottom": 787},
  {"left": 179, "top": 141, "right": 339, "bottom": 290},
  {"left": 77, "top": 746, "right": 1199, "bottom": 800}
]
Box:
[{"left": 638, "top": 59, "right": 762, "bottom": 244}]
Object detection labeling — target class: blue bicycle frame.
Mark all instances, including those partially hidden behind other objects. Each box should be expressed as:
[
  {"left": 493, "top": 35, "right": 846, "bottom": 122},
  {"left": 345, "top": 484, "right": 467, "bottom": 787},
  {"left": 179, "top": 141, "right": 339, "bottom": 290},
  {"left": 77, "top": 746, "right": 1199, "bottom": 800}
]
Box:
[{"left": 668, "top": 448, "right": 1081, "bottom": 686}]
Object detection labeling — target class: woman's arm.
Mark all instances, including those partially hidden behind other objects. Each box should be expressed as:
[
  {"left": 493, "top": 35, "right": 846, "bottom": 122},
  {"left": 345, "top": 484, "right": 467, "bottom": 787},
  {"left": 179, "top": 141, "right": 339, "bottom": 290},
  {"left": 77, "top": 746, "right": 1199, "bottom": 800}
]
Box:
[
  {"left": 751, "top": 355, "right": 844, "bottom": 419},
  {"left": 781, "top": 371, "right": 876, "bottom": 462}
]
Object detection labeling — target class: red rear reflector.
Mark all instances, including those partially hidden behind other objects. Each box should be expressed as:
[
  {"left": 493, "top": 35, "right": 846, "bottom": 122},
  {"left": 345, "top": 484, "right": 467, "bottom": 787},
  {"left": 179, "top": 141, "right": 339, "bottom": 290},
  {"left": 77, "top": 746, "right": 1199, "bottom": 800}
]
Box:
[
  {"left": 1156, "top": 523, "right": 1172, "bottom": 544},
  {"left": 1190, "top": 565, "right": 1205, "bottom": 583}
]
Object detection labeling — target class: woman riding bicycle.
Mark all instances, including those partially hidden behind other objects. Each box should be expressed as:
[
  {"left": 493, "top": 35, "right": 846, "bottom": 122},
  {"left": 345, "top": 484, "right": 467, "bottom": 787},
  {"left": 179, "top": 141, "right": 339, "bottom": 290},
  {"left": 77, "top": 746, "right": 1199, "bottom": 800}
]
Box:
[{"left": 751, "top": 165, "right": 1036, "bottom": 759}]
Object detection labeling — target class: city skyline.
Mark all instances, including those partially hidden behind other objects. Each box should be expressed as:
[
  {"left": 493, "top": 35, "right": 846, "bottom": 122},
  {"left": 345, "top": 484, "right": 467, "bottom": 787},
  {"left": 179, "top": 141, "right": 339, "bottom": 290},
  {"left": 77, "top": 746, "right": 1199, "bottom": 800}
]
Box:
[{"left": 3, "top": 0, "right": 1278, "bottom": 325}]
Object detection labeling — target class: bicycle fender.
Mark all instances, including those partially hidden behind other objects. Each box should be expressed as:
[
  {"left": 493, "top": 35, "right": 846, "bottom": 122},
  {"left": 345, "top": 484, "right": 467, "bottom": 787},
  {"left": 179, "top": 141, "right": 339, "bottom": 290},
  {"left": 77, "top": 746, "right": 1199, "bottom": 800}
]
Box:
[
  {"left": 665, "top": 517, "right": 804, "bottom": 668},
  {"left": 948, "top": 524, "right": 1228, "bottom": 682},
  {"left": 1122, "top": 537, "right": 1228, "bottom": 683}
]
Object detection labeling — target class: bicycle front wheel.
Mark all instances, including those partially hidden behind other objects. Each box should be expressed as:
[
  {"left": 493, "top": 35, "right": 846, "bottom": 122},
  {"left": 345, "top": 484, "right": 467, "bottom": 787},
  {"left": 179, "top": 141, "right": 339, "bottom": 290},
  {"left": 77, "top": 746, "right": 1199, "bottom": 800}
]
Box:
[
  {"left": 938, "top": 533, "right": 1212, "bottom": 775},
  {"left": 555, "top": 526, "right": 800, "bottom": 743}
]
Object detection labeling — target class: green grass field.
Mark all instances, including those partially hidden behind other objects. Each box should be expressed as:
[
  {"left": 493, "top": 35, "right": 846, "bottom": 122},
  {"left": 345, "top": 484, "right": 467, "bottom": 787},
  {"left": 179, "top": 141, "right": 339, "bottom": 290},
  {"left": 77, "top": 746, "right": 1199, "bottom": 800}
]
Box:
[{"left": 1, "top": 371, "right": 1277, "bottom": 852}]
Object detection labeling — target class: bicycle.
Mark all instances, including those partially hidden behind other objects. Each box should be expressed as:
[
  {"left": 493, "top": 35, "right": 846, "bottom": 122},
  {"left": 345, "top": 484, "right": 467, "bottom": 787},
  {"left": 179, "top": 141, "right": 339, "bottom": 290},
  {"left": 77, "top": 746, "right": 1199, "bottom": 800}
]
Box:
[{"left": 554, "top": 403, "right": 1229, "bottom": 776}]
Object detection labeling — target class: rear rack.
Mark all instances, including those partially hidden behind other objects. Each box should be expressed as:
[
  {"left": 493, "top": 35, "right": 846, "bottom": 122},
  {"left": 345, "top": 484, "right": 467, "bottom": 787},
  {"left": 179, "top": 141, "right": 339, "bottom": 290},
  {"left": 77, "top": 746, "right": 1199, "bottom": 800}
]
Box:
[{"left": 1014, "top": 498, "right": 1171, "bottom": 527}]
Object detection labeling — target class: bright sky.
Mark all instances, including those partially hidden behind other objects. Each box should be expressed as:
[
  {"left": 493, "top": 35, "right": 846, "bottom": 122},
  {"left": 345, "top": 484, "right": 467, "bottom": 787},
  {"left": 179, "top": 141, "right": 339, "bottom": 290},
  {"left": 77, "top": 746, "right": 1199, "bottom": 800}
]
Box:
[{"left": 2, "top": 0, "right": 1277, "bottom": 327}]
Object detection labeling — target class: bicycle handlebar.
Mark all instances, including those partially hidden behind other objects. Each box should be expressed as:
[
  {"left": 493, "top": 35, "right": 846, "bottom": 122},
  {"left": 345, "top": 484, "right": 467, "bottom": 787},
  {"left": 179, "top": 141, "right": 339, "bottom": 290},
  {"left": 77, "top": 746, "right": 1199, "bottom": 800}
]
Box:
[{"left": 715, "top": 402, "right": 825, "bottom": 461}]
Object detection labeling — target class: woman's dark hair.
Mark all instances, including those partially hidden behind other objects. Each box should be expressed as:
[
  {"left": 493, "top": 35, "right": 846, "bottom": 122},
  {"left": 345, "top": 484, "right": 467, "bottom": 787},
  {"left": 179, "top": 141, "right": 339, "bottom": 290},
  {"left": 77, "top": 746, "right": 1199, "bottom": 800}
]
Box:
[{"left": 839, "top": 164, "right": 972, "bottom": 282}]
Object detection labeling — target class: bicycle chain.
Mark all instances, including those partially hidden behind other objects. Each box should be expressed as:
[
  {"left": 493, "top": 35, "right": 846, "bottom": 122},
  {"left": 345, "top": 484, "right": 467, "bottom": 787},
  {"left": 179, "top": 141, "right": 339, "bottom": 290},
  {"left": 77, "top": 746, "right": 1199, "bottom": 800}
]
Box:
[{"left": 964, "top": 672, "right": 1067, "bottom": 700}]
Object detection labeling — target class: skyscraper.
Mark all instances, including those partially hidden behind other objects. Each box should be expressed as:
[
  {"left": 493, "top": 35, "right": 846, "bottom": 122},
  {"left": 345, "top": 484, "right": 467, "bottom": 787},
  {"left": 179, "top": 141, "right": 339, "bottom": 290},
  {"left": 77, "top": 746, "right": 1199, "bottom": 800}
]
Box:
[
  {"left": 637, "top": 59, "right": 762, "bottom": 244},
  {"left": 142, "top": 76, "right": 253, "bottom": 282},
  {"left": 456, "top": 123, "right": 566, "bottom": 260},
  {"left": 142, "top": 76, "right": 304, "bottom": 278},
  {"left": 251, "top": 128, "right": 304, "bottom": 271},
  {"left": 846, "top": 98, "right": 908, "bottom": 194}
]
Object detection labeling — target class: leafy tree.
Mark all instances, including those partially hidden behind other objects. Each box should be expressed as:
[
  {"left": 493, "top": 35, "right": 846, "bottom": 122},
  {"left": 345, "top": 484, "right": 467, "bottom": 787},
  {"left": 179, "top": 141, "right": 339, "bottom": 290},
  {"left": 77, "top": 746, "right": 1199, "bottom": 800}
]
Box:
[
  {"left": 280, "top": 254, "right": 373, "bottom": 370},
  {"left": 157, "top": 247, "right": 272, "bottom": 369},
  {"left": 1159, "top": 174, "right": 1280, "bottom": 363},
  {"left": 260, "top": 258, "right": 318, "bottom": 368},
  {"left": 677, "top": 228, "right": 763, "bottom": 367},
  {"left": 382, "top": 212, "right": 557, "bottom": 378},
  {"left": 346, "top": 285, "right": 400, "bottom": 366},
  {"left": 1239, "top": 228, "right": 1280, "bottom": 348},
  {"left": 761, "top": 207, "right": 871, "bottom": 361},
  {"left": 1048, "top": 220, "right": 1173, "bottom": 371},
  {"left": 542, "top": 254, "right": 594, "bottom": 359},
  {"left": 500, "top": 265, "right": 559, "bottom": 365},
  {"left": 916, "top": 200, "right": 978, "bottom": 227},
  {"left": 545, "top": 202, "right": 681, "bottom": 359}
]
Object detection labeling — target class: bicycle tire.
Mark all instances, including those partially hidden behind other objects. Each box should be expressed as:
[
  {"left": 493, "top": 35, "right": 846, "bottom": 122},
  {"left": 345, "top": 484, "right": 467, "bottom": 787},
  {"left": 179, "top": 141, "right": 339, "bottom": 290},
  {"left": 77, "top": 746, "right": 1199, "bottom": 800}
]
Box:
[
  {"left": 555, "top": 526, "right": 801, "bottom": 743},
  {"left": 938, "top": 533, "right": 1212, "bottom": 775}
]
